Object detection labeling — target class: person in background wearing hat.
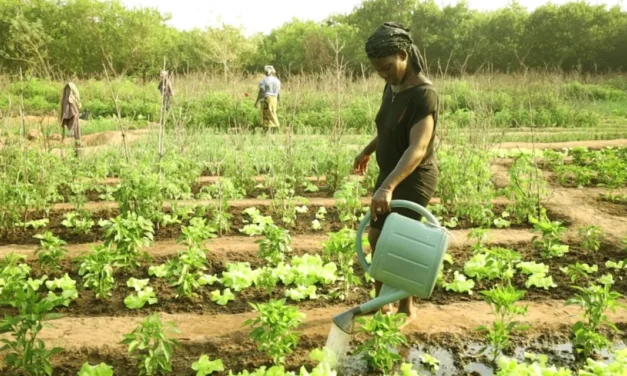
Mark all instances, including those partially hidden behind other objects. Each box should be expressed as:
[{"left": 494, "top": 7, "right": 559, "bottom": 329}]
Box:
[
  {"left": 158, "top": 70, "right": 174, "bottom": 111},
  {"left": 255, "top": 65, "right": 281, "bottom": 130},
  {"left": 353, "top": 22, "right": 439, "bottom": 320},
  {"left": 60, "top": 81, "right": 82, "bottom": 156}
]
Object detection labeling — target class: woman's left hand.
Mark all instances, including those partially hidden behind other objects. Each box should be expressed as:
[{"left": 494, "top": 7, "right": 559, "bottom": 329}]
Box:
[{"left": 371, "top": 188, "right": 392, "bottom": 222}]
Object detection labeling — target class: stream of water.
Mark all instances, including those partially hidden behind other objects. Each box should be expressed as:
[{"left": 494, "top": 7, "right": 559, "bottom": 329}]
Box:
[{"left": 325, "top": 323, "right": 352, "bottom": 367}]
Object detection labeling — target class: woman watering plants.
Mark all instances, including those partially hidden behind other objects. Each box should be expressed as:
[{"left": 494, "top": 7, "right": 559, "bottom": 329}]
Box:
[
  {"left": 353, "top": 22, "right": 439, "bottom": 320},
  {"left": 255, "top": 65, "right": 281, "bottom": 131}
]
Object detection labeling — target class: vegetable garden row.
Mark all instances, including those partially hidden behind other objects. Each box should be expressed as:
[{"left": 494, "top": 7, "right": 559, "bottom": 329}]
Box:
[{"left": 0, "top": 134, "right": 626, "bottom": 375}]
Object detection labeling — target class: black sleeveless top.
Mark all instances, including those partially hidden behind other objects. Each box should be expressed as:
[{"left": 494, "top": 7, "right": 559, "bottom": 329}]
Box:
[{"left": 375, "top": 83, "right": 438, "bottom": 172}]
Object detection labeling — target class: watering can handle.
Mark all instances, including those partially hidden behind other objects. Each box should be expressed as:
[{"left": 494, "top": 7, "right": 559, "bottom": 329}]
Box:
[{"left": 356, "top": 199, "right": 441, "bottom": 271}]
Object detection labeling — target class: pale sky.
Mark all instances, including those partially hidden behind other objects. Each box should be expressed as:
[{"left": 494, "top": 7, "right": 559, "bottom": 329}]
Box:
[{"left": 122, "top": 0, "right": 626, "bottom": 36}]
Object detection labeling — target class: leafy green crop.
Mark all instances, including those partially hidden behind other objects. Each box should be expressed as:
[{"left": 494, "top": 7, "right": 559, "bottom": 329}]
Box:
[
  {"left": 210, "top": 288, "right": 235, "bottom": 305},
  {"left": 222, "top": 262, "right": 259, "bottom": 292},
  {"left": 101, "top": 213, "right": 154, "bottom": 269},
  {"left": 256, "top": 224, "right": 292, "bottom": 265},
  {"left": 560, "top": 263, "right": 598, "bottom": 283},
  {"left": 180, "top": 217, "right": 217, "bottom": 247},
  {"left": 191, "top": 355, "right": 225, "bottom": 376},
  {"left": 0, "top": 272, "right": 65, "bottom": 376},
  {"left": 464, "top": 247, "right": 521, "bottom": 281},
  {"left": 476, "top": 284, "right": 529, "bottom": 361},
  {"left": 33, "top": 231, "right": 68, "bottom": 271},
  {"left": 124, "top": 278, "right": 158, "bottom": 309},
  {"left": 61, "top": 211, "right": 95, "bottom": 235},
  {"left": 322, "top": 228, "right": 363, "bottom": 299},
  {"left": 45, "top": 273, "right": 79, "bottom": 306},
  {"left": 77, "top": 362, "right": 114, "bottom": 376},
  {"left": 443, "top": 271, "right": 475, "bottom": 295},
  {"left": 121, "top": 313, "right": 180, "bottom": 376},
  {"left": 244, "top": 299, "right": 304, "bottom": 364},
  {"left": 419, "top": 353, "right": 440, "bottom": 373},
  {"left": 578, "top": 225, "right": 604, "bottom": 252},
  {"left": 566, "top": 277, "right": 625, "bottom": 358},
  {"left": 240, "top": 207, "right": 274, "bottom": 236},
  {"left": 356, "top": 312, "right": 408, "bottom": 373},
  {"left": 529, "top": 209, "right": 569, "bottom": 258},
  {"left": 78, "top": 245, "right": 118, "bottom": 300},
  {"left": 496, "top": 354, "right": 571, "bottom": 375},
  {"left": 285, "top": 285, "right": 318, "bottom": 301},
  {"left": 333, "top": 179, "right": 366, "bottom": 224}
]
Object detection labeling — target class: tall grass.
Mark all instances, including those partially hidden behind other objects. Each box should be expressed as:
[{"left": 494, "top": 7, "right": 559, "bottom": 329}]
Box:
[{"left": 1, "top": 71, "right": 626, "bottom": 132}]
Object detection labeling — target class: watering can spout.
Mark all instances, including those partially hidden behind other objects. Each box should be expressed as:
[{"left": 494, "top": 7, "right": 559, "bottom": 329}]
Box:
[
  {"left": 332, "top": 307, "right": 361, "bottom": 334},
  {"left": 332, "top": 286, "right": 413, "bottom": 334}
]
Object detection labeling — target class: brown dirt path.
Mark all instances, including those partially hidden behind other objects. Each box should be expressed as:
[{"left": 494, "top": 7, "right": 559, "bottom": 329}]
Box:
[
  {"left": 490, "top": 159, "right": 627, "bottom": 242},
  {"left": 23, "top": 300, "right": 627, "bottom": 351},
  {"left": 495, "top": 139, "right": 627, "bottom": 150},
  {"left": 48, "top": 196, "right": 514, "bottom": 212},
  {"left": 0, "top": 229, "right": 535, "bottom": 260}
]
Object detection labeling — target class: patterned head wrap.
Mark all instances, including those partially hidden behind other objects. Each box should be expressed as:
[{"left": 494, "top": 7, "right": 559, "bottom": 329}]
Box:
[
  {"left": 365, "top": 22, "right": 422, "bottom": 73},
  {"left": 65, "top": 82, "right": 81, "bottom": 109},
  {"left": 264, "top": 65, "right": 276, "bottom": 76}
]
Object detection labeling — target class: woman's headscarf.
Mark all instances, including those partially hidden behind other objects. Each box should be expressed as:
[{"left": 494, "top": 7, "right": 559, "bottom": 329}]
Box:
[
  {"left": 64, "top": 82, "right": 81, "bottom": 109},
  {"left": 160, "top": 70, "right": 169, "bottom": 78},
  {"left": 264, "top": 65, "right": 276, "bottom": 76},
  {"left": 365, "top": 22, "right": 422, "bottom": 73}
]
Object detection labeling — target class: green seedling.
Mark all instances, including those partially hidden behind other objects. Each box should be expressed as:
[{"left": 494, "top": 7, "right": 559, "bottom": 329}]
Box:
[
  {"left": 420, "top": 353, "right": 440, "bottom": 373},
  {"left": 476, "top": 284, "right": 529, "bottom": 361},
  {"left": 78, "top": 245, "right": 118, "bottom": 300},
  {"left": 256, "top": 224, "right": 292, "bottom": 265},
  {"left": 61, "top": 211, "right": 95, "bottom": 235},
  {"left": 101, "top": 213, "right": 154, "bottom": 269},
  {"left": 529, "top": 208, "right": 569, "bottom": 258},
  {"left": 566, "top": 277, "right": 626, "bottom": 358},
  {"left": 77, "top": 362, "right": 114, "bottom": 376},
  {"left": 334, "top": 179, "right": 366, "bottom": 224},
  {"left": 180, "top": 217, "right": 217, "bottom": 248},
  {"left": 211, "top": 289, "right": 235, "bottom": 306},
  {"left": 191, "top": 355, "right": 225, "bottom": 376},
  {"left": 121, "top": 313, "right": 180, "bottom": 376},
  {"left": 560, "top": 263, "right": 598, "bottom": 283},
  {"left": 355, "top": 312, "right": 408, "bottom": 373},
  {"left": 244, "top": 299, "right": 304, "bottom": 365},
  {"left": 578, "top": 225, "right": 604, "bottom": 252},
  {"left": 33, "top": 231, "right": 68, "bottom": 272},
  {"left": 124, "top": 278, "right": 158, "bottom": 309},
  {"left": 0, "top": 275, "right": 65, "bottom": 376},
  {"left": 322, "top": 228, "right": 363, "bottom": 299}
]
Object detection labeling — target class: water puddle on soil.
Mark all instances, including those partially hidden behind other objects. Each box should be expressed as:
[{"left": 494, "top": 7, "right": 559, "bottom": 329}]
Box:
[
  {"left": 408, "top": 346, "right": 457, "bottom": 376},
  {"left": 326, "top": 335, "right": 626, "bottom": 375}
]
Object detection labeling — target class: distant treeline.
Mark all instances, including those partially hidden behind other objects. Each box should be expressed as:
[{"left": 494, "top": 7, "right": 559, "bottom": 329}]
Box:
[{"left": 1, "top": 0, "right": 626, "bottom": 78}]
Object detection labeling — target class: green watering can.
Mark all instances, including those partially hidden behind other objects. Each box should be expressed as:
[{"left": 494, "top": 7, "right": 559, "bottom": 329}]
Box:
[{"left": 332, "top": 200, "right": 449, "bottom": 334}]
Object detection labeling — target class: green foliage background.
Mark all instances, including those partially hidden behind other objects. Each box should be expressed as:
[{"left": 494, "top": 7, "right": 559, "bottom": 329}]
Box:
[{"left": 1, "top": 0, "right": 626, "bottom": 77}]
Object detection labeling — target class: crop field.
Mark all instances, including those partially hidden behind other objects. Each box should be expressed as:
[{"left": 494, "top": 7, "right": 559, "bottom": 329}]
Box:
[{"left": 1, "top": 72, "right": 627, "bottom": 376}]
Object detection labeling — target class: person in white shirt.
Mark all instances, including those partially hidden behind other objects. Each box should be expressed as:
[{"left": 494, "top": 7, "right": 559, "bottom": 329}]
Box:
[{"left": 255, "top": 65, "right": 281, "bottom": 130}]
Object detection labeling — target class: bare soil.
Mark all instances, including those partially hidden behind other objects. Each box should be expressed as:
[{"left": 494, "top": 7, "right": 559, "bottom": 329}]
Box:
[
  {"left": 4, "top": 300, "right": 624, "bottom": 376},
  {"left": 2, "top": 137, "right": 627, "bottom": 375}
]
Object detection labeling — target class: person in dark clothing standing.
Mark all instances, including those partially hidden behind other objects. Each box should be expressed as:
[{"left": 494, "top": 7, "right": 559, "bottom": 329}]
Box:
[
  {"left": 60, "top": 82, "right": 82, "bottom": 156},
  {"left": 158, "top": 70, "right": 174, "bottom": 110},
  {"left": 353, "top": 22, "right": 439, "bottom": 319}
]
